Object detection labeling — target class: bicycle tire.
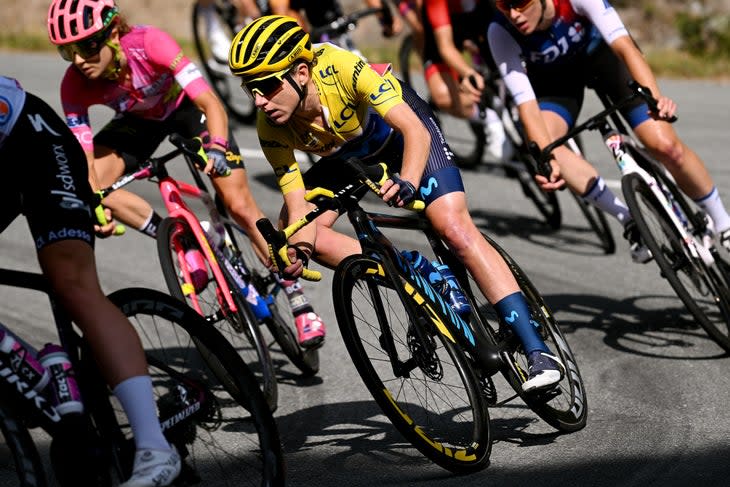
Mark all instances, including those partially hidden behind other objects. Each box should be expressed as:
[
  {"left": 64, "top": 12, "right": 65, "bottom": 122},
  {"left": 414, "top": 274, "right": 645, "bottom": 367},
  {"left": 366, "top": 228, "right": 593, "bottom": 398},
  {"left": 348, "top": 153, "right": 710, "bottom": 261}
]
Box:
[
  {"left": 156, "top": 217, "right": 279, "bottom": 411},
  {"left": 222, "top": 215, "right": 319, "bottom": 376},
  {"left": 191, "top": 1, "right": 256, "bottom": 125},
  {"left": 108, "top": 287, "right": 285, "bottom": 486},
  {"left": 333, "top": 255, "right": 492, "bottom": 473},
  {"left": 622, "top": 173, "right": 730, "bottom": 352},
  {"left": 569, "top": 191, "right": 617, "bottom": 254},
  {"left": 470, "top": 234, "right": 588, "bottom": 431},
  {"left": 0, "top": 400, "right": 46, "bottom": 487}
]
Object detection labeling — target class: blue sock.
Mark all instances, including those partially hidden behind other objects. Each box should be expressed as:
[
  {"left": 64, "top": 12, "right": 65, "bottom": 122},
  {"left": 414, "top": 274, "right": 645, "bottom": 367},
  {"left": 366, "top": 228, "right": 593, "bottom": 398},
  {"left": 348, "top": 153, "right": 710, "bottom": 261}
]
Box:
[
  {"left": 113, "top": 375, "right": 170, "bottom": 451},
  {"left": 494, "top": 291, "right": 548, "bottom": 354}
]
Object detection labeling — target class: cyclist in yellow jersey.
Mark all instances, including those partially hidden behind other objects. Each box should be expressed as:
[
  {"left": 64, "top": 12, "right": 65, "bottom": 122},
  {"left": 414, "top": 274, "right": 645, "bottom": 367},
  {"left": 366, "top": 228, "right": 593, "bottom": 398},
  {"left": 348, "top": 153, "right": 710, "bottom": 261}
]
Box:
[{"left": 229, "top": 15, "right": 566, "bottom": 392}]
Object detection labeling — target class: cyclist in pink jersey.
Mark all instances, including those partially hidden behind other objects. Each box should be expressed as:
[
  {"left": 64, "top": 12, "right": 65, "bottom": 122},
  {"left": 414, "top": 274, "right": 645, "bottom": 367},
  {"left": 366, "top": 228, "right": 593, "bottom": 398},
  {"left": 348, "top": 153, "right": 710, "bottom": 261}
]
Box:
[{"left": 47, "top": 0, "right": 326, "bottom": 346}]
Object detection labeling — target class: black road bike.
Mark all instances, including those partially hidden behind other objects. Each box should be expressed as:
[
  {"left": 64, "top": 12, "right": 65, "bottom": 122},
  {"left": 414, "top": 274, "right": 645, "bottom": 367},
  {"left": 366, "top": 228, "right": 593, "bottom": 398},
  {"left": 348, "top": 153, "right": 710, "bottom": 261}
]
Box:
[
  {"left": 0, "top": 268, "right": 284, "bottom": 486},
  {"left": 256, "top": 159, "right": 587, "bottom": 473}
]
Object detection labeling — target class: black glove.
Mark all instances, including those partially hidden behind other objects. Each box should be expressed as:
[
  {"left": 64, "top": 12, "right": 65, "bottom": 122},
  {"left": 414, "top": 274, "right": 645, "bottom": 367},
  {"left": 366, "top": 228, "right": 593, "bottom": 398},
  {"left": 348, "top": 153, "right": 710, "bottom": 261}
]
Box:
[
  {"left": 206, "top": 148, "right": 231, "bottom": 176},
  {"left": 390, "top": 173, "right": 418, "bottom": 206}
]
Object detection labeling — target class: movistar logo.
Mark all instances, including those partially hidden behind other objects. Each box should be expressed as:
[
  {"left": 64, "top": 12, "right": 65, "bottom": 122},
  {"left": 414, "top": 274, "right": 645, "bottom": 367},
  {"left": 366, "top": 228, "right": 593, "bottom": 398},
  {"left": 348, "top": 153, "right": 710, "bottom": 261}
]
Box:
[
  {"left": 504, "top": 310, "right": 518, "bottom": 323},
  {"left": 420, "top": 177, "right": 438, "bottom": 198}
]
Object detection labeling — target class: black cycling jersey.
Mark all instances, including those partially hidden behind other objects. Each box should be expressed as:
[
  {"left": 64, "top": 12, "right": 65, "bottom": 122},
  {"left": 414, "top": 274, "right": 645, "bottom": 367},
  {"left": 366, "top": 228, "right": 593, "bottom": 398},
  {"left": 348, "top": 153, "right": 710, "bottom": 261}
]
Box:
[{"left": 0, "top": 93, "right": 95, "bottom": 250}]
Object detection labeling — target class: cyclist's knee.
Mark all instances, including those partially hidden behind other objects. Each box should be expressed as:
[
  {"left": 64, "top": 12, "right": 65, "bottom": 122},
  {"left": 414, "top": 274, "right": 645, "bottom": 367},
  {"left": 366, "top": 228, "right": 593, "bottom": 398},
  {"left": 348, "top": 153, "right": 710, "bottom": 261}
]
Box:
[{"left": 647, "top": 135, "right": 686, "bottom": 168}]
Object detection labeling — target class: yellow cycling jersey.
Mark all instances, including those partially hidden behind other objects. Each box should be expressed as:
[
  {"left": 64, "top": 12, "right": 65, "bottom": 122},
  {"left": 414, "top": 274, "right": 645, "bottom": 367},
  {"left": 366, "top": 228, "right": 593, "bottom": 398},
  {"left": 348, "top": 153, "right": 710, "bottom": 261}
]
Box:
[{"left": 257, "top": 43, "right": 404, "bottom": 195}]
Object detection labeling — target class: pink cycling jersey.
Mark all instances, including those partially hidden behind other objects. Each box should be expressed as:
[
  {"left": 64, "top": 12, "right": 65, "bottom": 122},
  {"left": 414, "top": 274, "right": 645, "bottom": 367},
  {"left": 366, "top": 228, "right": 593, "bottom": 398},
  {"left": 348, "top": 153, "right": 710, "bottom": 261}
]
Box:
[{"left": 60, "top": 25, "right": 209, "bottom": 153}]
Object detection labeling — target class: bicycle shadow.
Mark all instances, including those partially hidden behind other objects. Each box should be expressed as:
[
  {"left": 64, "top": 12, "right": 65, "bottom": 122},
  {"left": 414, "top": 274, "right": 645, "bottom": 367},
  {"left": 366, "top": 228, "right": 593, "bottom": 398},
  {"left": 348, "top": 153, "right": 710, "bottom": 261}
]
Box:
[
  {"left": 544, "top": 291, "right": 729, "bottom": 360},
  {"left": 273, "top": 399, "right": 562, "bottom": 468},
  {"left": 469, "top": 208, "right": 614, "bottom": 257}
]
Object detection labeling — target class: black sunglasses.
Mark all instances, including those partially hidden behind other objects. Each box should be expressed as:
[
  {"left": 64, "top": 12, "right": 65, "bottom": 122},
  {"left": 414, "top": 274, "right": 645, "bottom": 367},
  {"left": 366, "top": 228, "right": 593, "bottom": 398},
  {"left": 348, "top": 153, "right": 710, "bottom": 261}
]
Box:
[
  {"left": 241, "top": 69, "right": 292, "bottom": 99},
  {"left": 495, "top": 0, "right": 536, "bottom": 12},
  {"left": 57, "top": 26, "right": 114, "bottom": 62}
]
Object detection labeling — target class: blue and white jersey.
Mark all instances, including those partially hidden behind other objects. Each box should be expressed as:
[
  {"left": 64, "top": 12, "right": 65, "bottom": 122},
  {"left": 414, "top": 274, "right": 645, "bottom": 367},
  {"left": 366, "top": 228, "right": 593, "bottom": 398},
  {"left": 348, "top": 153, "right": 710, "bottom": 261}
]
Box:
[
  {"left": 488, "top": 0, "right": 628, "bottom": 105},
  {"left": 0, "top": 76, "right": 26, "bottom": 149}
]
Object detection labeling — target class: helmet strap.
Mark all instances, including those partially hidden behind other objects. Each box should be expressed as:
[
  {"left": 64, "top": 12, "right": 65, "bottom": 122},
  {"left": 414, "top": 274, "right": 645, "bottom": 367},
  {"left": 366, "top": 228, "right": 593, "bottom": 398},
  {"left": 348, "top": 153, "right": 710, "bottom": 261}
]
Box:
[
  {"left": 537, "top": 0, "right": 548, "bottom": 28},
  {"left": 284, "top": 72, "right": 306, "bottom": 103},
  {"left": 102, "top": 39, "right": 122, "bottom": 80}
]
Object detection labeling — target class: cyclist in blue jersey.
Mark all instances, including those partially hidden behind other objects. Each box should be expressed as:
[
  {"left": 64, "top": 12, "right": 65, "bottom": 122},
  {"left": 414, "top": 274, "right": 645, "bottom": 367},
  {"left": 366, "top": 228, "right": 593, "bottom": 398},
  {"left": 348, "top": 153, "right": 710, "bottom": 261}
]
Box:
[
  {"left": 487, "top": 0, "right": 730, "bottom": 261},
  {"left": 0, "top": 76, "right": 180, "bottom": 487}
]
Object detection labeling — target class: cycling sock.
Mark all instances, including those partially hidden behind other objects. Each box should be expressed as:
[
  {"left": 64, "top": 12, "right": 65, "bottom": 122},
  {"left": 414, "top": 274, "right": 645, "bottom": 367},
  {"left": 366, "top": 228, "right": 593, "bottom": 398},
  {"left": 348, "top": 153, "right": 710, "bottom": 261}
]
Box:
[
  {"left": 581, "top": 176, "right": 631, "bottom": 225},
  {"left": 139, "top": 211, "right": 162, "bottom": 238},
  {"left": 113, "top": 375, "right": 170, "bottom": 451},
  {"left": 694, "top": 186, "right": 730, "bottom": 233},
  {"left": 494, "top": 291, "right": 548, "bottom": 354}
]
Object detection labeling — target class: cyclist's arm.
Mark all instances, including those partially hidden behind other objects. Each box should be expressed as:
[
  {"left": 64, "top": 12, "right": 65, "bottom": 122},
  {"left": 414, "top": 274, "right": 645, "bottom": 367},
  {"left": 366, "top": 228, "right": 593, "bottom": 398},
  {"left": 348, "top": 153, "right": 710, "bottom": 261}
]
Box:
[
  {"left": 364, "top": 0, "right": 403, "bottom": 37},
  {"left": 145, "top": 27, "right": 229, "bottom": 151},
  {"left": 383, "top": 102, "right": 429, "bottom": 189}
]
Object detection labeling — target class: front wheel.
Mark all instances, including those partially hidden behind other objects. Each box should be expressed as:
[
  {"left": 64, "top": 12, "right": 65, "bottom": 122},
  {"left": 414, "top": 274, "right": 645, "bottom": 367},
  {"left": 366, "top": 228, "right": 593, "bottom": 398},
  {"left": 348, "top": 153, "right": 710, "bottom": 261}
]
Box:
[
  {"left": 0, "top": 400, "right": 46, "bottom": 486},
  {"left": 623, "top": 173, "right": 730, "bottom": 352},
  {"left": 220, "top": 211, "right": 320, "bottom": 377},
  {"left": 156, "top": 216, "right": 278, "bottom": 410},
  {"left": 470, "top": 235, "right": 588, "bottom": 432},
  {"left": 109, "top": 288, "right": 285, "bottom": 486},
  {"left": 333, "top": 255, "right": 491, "bottom": 473}
]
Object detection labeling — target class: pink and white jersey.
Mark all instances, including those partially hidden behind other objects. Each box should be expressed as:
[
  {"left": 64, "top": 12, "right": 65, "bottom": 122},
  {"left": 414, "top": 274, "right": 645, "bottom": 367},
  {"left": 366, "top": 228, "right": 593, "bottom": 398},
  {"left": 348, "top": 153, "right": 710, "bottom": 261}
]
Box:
[{"left": 60, "top": 25, "right": 209, "bottom": 152}]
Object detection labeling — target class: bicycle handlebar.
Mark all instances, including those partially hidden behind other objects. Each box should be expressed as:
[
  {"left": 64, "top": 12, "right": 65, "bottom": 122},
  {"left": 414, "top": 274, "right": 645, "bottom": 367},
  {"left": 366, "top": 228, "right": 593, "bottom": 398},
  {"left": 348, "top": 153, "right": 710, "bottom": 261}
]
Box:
[
  {"left": 255, "top": 157, "right": 425, "bottom": 282},
  {"left": 528, "top": 81, "right": 677, "bottom": 177}
]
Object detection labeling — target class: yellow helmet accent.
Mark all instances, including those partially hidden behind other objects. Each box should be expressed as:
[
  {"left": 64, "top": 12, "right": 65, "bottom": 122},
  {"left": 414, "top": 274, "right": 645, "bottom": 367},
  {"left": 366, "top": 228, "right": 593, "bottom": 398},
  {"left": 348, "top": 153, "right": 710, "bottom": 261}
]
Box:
[{"left": 228, "top": 15, "right": 314, "bottom": 80}]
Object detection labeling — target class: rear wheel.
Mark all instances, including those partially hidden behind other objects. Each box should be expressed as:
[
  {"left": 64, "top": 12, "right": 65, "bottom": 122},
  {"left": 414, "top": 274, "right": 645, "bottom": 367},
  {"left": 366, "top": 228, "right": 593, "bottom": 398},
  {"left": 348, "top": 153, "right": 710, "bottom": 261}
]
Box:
[
  {"left": 191, "top": 1, "right": 256, "bottom": 125},
  {"left": 109, "top": 288, "right": 285, "bottom": 486},
  {"left": 157, "top": 217, "right": 278, "bottom": 410},
  {"left": 623, "top": 173, "right": 730, "bottom": 352},
  {"left": 468, "top": 235, "right": 588, "bottom": 432},
  {"left": 333, "top": 255, "right": 491, "bottom": 473}
]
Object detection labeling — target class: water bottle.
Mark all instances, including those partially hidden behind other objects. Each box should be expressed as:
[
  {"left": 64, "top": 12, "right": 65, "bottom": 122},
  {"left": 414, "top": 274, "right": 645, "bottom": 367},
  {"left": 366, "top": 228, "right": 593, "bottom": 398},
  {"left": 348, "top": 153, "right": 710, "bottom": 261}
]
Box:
[
  {"left": 184, "top": 246, "right": 209, "bottom": 293},
  {"left": 401, "top": 251, "right": 471, "bottom": 317},
  {"left": 37, "top": 344, "right": 84, "bottom": 416},
  {"left": 0, "top": 327, "right": 50, "bottom": 393},
  {"left": 432, "top": 262, "right": 472, "bottom": 317},
  {"left": 200, "top": 219, "right": 227, "bottom": 250}
]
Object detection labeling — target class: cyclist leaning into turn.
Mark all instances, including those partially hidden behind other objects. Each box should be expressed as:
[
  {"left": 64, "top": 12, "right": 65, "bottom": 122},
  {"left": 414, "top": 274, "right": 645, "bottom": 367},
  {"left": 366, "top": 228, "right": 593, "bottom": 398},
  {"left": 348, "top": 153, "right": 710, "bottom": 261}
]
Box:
[
  {"left": 0, "top": 76, "right": 180, "bottom": 487},
  {"left": 227, "top": 15, "right": 565, "bottom": 392},
  {"left": 46, "top": 0, "right": 326, "bottom": 348},
  {"left": 487, "top": 0, "right": 730, "bottom": 261}
]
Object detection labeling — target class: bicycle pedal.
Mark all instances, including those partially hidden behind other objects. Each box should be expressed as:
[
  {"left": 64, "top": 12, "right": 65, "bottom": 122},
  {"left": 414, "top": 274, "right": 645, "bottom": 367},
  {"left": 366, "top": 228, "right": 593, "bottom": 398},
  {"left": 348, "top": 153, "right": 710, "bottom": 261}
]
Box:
[{"left": 525, "top": 384, "right": 562, "bottom": 402}]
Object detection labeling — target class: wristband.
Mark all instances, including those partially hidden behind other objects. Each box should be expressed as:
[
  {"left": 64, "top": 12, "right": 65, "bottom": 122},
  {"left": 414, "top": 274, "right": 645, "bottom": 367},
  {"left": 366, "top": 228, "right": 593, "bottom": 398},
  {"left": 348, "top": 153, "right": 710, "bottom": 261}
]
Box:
[{"left": 205, "top": 135, "right": 229, "bottom": 150}]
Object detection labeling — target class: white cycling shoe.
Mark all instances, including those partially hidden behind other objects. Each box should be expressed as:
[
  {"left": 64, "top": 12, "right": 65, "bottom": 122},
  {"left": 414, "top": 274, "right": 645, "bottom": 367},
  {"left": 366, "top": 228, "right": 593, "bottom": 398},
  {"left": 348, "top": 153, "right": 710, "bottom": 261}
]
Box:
[{"left": 120, "top": 446, "right": 181, "bottom": 487}]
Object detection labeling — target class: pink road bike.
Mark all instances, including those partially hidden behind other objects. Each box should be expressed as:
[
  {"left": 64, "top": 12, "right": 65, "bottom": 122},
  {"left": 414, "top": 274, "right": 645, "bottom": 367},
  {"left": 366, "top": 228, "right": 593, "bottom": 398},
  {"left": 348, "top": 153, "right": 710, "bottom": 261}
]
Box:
[{"left": 96, "top": 135, "right": 320, "bottom": 411}]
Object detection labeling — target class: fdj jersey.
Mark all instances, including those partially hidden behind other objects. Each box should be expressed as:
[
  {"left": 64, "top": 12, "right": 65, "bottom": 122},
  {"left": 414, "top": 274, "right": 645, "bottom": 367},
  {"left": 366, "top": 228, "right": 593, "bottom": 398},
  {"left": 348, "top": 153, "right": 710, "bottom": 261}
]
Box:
[
  {"left": 494, "top": 0, "right": 622, "bottom": 66},
  {"left": 0, "top": 77, "right": 26, "bottom": 148}
]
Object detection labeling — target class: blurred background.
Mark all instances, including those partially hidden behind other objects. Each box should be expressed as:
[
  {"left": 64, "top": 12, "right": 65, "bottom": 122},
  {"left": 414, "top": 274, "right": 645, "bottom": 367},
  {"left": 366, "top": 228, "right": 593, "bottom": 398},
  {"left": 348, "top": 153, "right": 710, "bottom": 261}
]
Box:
[{"left": 3, "top": 0, "right": 730, "bottom": 77}]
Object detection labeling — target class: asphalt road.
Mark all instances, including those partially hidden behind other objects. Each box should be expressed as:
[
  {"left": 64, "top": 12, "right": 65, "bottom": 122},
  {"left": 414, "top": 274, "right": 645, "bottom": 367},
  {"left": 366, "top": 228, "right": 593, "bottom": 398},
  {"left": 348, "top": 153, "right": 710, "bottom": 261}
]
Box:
[{"left": 1, "top": 51, "right": 729, "bottom": 486}]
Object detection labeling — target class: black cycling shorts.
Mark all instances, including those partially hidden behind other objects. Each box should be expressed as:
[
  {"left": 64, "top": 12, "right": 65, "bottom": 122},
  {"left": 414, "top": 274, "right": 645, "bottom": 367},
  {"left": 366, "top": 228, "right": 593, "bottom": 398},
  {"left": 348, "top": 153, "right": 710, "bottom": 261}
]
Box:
[
  {"left": 0, "top": 93, "right": 95, "bottom": 251},
  {"left": 94, "top": 97, "right": 245, "bottom": 174},
  {"left": 528, "top": 42, "right": 650, "bottom": 129}
]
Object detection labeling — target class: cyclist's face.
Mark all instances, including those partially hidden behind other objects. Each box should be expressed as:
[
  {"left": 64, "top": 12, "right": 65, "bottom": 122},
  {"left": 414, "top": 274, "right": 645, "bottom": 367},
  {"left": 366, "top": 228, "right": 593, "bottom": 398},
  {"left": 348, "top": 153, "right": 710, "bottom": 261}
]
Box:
[
  {"left": 252, "top": 65, "right": 308, "bottom": 125},
  {"left": 497, "top": 0, "right": 543, "bottom": 35},
  {"left": 70, "top": 30, "right": 118, "bottom": 80}
]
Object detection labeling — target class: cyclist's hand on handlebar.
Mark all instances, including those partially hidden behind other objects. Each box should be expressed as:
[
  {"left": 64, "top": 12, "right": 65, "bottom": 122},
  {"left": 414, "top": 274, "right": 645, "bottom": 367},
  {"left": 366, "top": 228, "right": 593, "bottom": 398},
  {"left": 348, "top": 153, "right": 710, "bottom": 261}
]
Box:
[
  {"left": 380, "top": 173, "right": 418, "bottom": 207},
  {"left": 651, "top": 95, "right": 678, "bottom": 121},
  {"left": 93, "top": 206, "right": 123, "bottom": 238},
  {"left": 535, "top": 160, "right": 566, "bottom": 192},
  {"left": 205, "top": 148, "right": 231, "bottom": 177},
  {"left": 461, "top": 71, "right": 483, "bottom": 103}
]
